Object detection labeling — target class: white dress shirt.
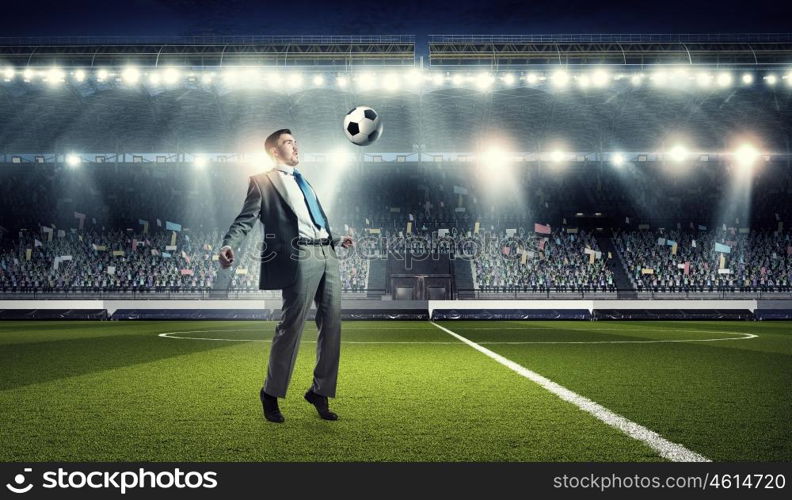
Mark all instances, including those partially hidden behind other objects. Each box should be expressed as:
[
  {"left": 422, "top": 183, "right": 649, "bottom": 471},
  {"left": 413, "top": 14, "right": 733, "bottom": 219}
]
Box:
[{"left": 274, "top": 164, "right": 330, "bottom": 240}]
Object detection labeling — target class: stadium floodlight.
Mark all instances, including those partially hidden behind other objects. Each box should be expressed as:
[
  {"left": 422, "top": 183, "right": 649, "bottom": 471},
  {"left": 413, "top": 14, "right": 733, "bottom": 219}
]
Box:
[
  {"left": 696, "top": 72, "right": 713, "bottom": 88},
  {"left": 162, "top": 67, "right": 180, "bottom": 85},
  {"left": 96, "top": 69, "right": 108, "bottom": 82},
  {"left": 502, "top": 73, "right": 515, "bottom": 86},
  {"left": 337, "top": 75, "right": 348, "bottom": 88},
  {"left": 550, "top": 150, "right": 566, "bottom": 163},
  {"left": 475, "top": 73, "right": 494, "bottom": 90},
  {"left": 716, "top": 73, "right": 733, "bottom": 88},
  {"left": 148, "top": 72, "right": 161, "bottom": 85},
  {"left": 577, "top": 74, "right": 591, "bottom": 89},
  {"left": 65, "top": 154, "right": 81, "bottom": 168},
  {"left": 193, "top": 155, "right": 208, "bottom": 169},
  {"left": 741, "top": 73, "right": 753, "bottom": 85},
  {"left": 451, "top": 73, "right": 464, "bottom": 86},
  {"left": 432, "top": 73, "right": 444, "bottom": 86},
  {"left": 592, "top": 69, "right": 610, "bottom": 87},
  {"left": 46, "top": 67, "right": 65, "bottom": 85},
  {"left": 329, "top": 148, "right": 354, "bottom": 169},
  {"left": 611, "top": 152, "right": 626, "bottom": 167},
  {"left": 73, "top": 69, "right": 86, "bottom": 82},
  {"left": 121, "top": 66, "right": 141, "bottom": 84},
  {"left": 525, "top": 72, "right": 538, "bottom": 85},
  {"left": 3, "top": 66, "right": 15, "bottom": 80},
  {"left": 479, "top": 147, "right": 512, "bottom": 170},
  {"left": 222, "top": 68, "right": 239, "bottom": 86},
  {"left": 357, "top": 72, "right": 376, "bottom": 90},
  {"left": 764, "top": 74, "right": 777, "bottom": 86},
  {"left": 668, "top": 144, "right": 689, "bottom": 163},
  {"left": 312, "top": 74, "right": 325, "bottom": 86},
  {"left": 383, "top": 73, "right": 400, "bottom": 91},
  {"left": 201, "top": 73, "right": 214, "bottom": 85},
  {"left": 405, "top": 68, "right": 422, "bottom": 86},
  {"left": 551, "top": 70, "right": 570, "bottom": 88},
  {"left": 631, "top": 74, "right": 643, "bottom": 86},
  {"left": 287, "top": 73, "right": 304, "bottom": 89},
  {"left": 785, "top": 72, "right": 792, "bottom": 87},
  {"left": 733, "top": 143, "right": 760, "bottom": 169},
  {"left": 22, "top": 68, "right": 34, "bottom": 81},
  {"left": 650, "top": 71, "right": 668, "bottom": 86}
]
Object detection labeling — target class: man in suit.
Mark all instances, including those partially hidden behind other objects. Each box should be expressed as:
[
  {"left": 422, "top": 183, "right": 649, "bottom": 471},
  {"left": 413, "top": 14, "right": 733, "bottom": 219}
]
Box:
[{"left": 218, "top": 129, "right": 352, "bottom": 423}]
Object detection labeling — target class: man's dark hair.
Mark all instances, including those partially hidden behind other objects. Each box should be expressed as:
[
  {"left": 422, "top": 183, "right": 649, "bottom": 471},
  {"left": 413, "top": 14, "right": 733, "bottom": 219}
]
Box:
[{"left": 265, "top": 128, "right": 292, "bottom": 158}]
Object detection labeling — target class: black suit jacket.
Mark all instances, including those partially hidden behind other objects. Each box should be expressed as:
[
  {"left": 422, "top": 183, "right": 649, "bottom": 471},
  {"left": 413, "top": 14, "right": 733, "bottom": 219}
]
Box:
[{"left": 222, "top": 168, "right": 335, "bottom": 290}]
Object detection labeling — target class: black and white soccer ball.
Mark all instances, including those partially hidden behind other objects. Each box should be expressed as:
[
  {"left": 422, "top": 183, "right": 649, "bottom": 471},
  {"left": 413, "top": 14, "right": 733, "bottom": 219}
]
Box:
[{"left": 343, "top": 106, "right": 383, "bottom": 146}]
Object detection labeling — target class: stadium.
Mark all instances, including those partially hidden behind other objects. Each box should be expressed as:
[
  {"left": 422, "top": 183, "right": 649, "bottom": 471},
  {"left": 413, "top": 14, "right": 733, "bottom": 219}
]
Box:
[{"left": 1, "top": 33, "right": 791, "bottom": 469}]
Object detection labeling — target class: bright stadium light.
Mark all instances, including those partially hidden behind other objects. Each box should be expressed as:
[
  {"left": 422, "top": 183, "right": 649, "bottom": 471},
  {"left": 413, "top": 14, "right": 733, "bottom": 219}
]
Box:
[
  {"left": 73, "top": 69, "right": 86, "bottom": 82},
  {"left": 592, "top": 69, "right": 610, "bottom": 87},
  {"left": 312, "top": 74, "right": 325, "bottom": 86},
  {"left": 337, "top": 75, "right": 348, "bottom": 88},
  {"left": 287, "top": 73, "right": 304, "bottom": 89},
  {"left": 162, "top": 67, "right": 180, "bottom": 85},
  {"left": 96, "top": 69, "right": 108, "bottom": 82},
  {"left": 330, "top": 149, "right": 354, "bottom": 169},
  {"left": 502, "top": 73, "right": 515, "bottom": 86},
  {"left": 611, "top": 152, "right": 626, "bottom": 167},
  {"left": 383, "top": 73, "right": 400, "bottom": 91},
  {"left": 631, "top": 74, "right": 643, "bottom": 86},
  {"left": 405, "top": 68, "right": 422, "bottom": 87},
  {"left": 201, "top": 73, "right": 214, "bottom": 85},
  {"left": 668, "top": 144, "right": 689, "bottom": 163},
  {"left": 45, "top": 67, "right": 65, "bottom": 85},
  {"left": 550, "top": 150, "right": 566, "bottom": 163},
  {"left": 716, "top": 73, "right": 733, "bottom": 88},
  {"left": 3, "top": 66, "right": 13, "bottom": 80},
  {"left": 577, "top": 74, "right": 591, "bottom": 89},
  {"left": 432, "top": 73, "right": 444, "bottom": 86},
  {"left": 525, "top": 72, "right": 538, "bottom": 85},
  {"left": 741, "top": 73, "right": 754, "bottom": 85},
  {"left": 357, "top": 72, "right": 376, "bottom": 90},
  {"left": 22, "top": 68, "right": 34, "bottom": 81},
  {"left": 451, "top": 73, "right": 464, "bottom": 86},
  {"left": 785, "top": 71, "right": 792, "bottom": 87},
  {"left": 222, "top": 68, "right": 239, "bottom": 85},
  {"left": 121, "top": 66, "right": 141, "bottom": 84},
  {"left": 764, "top": 74, "right": 777, "bottom": 86},
  {"left": 148, "top": 72, "right": 161, "bottom": 85},
  {"left": 551, "top": 70, "right": 570, "bottom": 88},
  {"left": 696, "top": 72, "right": 713, "bottom": 88},
  {"left": 65, "top": 154, "right": 81, "bottom": 168},
  {"left": 479, "top": 147, "right": 513, "bottom": 170},
  {"left": 650, "top": 70, "right": 668, "bottom": 86},
  {"left": 733, "top": 143, "right": 760, "bottom": 169},
  {"left": 475, "top": 72, "right": 494, "bottom": 90},
  {"left": 193, "top": 155, "right": 208, "bottom": 169}
]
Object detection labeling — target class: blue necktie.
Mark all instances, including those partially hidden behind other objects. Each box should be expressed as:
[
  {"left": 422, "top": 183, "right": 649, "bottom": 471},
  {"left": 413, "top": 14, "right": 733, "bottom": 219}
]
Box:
[{"left": 292, "top": 169, "right": 327, "bottom": 230}]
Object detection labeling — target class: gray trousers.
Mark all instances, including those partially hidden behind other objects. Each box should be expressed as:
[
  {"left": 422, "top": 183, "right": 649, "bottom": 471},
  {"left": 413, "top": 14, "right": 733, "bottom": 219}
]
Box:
[{"left": 263, "top": 244, "right": 341, "bottom": 398}]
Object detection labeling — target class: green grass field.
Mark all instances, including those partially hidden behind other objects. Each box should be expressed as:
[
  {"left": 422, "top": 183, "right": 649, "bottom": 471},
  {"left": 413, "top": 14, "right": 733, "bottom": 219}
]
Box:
[{"left": 1, "top": 320, "right": 790, "bottom": 462}]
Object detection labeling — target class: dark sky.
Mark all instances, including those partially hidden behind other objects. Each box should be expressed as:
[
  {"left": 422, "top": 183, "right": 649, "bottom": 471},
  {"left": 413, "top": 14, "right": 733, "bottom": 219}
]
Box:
[{"left": 1, "top": 0, "right": 790, "bottom": 40}]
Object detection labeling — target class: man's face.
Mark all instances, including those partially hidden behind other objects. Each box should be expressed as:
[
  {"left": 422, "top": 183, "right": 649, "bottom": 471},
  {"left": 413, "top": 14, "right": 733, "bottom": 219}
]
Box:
[{"left": 271, "top": 133, "right": 299, "bottom": 166}]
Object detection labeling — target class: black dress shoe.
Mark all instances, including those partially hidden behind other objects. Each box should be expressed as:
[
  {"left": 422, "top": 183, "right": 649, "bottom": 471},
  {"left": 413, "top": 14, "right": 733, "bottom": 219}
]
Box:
[
  {"left": 304, "top": 390, "right": 338, "bottom": 421},
  {"left": 260, "top": 389, "right": 284, "bottom": 423}
]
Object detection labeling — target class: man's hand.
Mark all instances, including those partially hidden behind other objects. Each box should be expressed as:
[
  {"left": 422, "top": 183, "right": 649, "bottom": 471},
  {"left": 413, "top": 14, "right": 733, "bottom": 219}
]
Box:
[
  {"left": 218, "top": 246, "right": 235, "bottom": 269},
  {"left": 340, "top": 235, "right": 354, "bottom": 249}
]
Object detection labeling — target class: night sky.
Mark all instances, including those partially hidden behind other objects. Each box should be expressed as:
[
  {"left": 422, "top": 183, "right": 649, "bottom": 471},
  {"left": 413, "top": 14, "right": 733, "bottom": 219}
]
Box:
[{"left": 1, "top": 0, "right": 789, "bottom": 40}]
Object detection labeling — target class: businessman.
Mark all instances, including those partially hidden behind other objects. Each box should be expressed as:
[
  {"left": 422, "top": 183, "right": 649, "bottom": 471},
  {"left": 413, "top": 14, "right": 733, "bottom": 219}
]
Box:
[{"left": 219, "top": 129, "right": 352, "bottom": 423}]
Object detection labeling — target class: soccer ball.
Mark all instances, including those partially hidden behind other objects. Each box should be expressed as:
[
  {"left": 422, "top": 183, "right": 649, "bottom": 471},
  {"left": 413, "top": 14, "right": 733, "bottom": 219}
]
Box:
[{"left": 343, "top": 106, "right": 383, "bottom": 146}]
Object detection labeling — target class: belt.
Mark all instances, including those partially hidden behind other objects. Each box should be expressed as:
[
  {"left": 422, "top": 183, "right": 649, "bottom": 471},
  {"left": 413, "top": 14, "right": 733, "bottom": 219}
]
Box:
[{"left": 297, "top": 237, "right": 332, "bottom": 246}]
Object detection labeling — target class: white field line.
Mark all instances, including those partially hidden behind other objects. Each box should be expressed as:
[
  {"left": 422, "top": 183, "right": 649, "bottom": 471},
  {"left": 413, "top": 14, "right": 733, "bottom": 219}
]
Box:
[
  {"left": 158, "top": 328, "right": 756, "bottom": 345},
  {"left": 429, "top": 321, "right": 711, "bottom": 463}
]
